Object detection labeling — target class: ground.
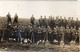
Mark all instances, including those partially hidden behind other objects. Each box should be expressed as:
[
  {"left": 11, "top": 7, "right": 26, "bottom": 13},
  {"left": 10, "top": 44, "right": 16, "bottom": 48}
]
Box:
[{"left": 0, "top": 42, "right": 79, "bottom": 52}]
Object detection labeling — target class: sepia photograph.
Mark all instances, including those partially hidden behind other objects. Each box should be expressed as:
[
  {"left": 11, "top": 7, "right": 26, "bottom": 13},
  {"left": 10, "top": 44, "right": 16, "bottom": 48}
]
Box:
[{"left": 0, "top": 0, "right": 79, "bottom": 52}]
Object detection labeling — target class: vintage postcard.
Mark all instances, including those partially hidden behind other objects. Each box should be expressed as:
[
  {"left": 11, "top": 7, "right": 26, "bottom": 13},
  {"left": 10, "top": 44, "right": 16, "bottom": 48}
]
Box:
[{"left": 0, "top": 0, "right": 79, "bottom": 52}]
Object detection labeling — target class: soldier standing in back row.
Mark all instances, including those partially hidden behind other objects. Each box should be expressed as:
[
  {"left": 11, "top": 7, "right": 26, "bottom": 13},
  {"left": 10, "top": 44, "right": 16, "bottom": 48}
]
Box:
[
  {"left": 63, "top": 17, "right": 67, "bottom": 29},
  {"left": 55, "top": 16, "right": 59, "bottom": 27},
  {"left": 43, "top": 16, "right": 48, "bottom": 28},
  {"left": 13, "top": 13, "right": 18, "bottom": 23},
  {"left": 6, "top": 12, "right": 11, "bottom": 23},
  {"left": 30, "top": 15, "right": 35, "bottom": 26},
  {"left": 71, "top": 17, "right": 75, "bottom": 28},
  {"left": 49, "top": 16, "right": 55, "bottom": 30},
  {"left": 67, "top": 17, "right": 71, "bottom": 28},
  {"left": 59, "top": 16, "right": 63, "bottom": 27},
  {"left": 76, "top": 18, "right": 80, "bottom": 30},
  {"left": 39, "top": 16, "right": 43, "bottom": 27}
]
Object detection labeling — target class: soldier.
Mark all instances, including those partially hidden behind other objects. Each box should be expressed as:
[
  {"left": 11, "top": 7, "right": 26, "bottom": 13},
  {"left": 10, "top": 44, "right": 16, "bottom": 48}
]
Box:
[
  {"left": 71, "top": 17, "right": 75, "bottom": 28},
  {"left": 30, "top": 14, "right": 35, "bottom": 26},
  {"left": 42, "top": 26, "right": 46, "bottom": 41},
  {"left": 67, "top": 17, "right": 71, "bottom": 28},
  {"left": 37, "top": 26, "right": 42, "bottom": 41},
  {"left": 24, "top": 26, "right": 29, "bottom": 39},
  {"left": 6, "top": 12, "right": 11, "bottom": 23},
  {"left": 39, "top": 16, "right": 43, "bottom": 27},
  {"left": 64, "top": 26, "right": 71, "bottom": 44},
  {"left": 33, "top": 25, "right": 38, "bottom": 43},
  {"left": 4, "top": 23, "right": 13, "bottom": 40},
  {"left": 49, "top": 16, "right": 55, "bottom": 29},
  {"left": 13, "top": 13, "right": 18, "bottom": 23},
  {"left": 0, "top": 28, "right": 3, "bottom": 42},
  {"left": 43, "top": 16, "right": 48, "bottom": 28},
  {"left": 13, "top": 26, "right": 18, "bottom": 41},
  {"left": 28, "top": 24, "right": 33, "bottom": 40},
  {"left": 52, "top": 17, "right": 55, "bottom": 28},
  {"left": 19, "top": 26, "right": 25, "bottom": 39},
  {"left": 59, "top": 26, "right": 65, "bottom": 43},
  {"left": 46, "top": 26, "right": 52, "bottom": 43},
  {"left": 52, "top": 26, "right": 60, "bottom": 44},
  {"left": 75, "top": 27, "right": 80, "bottom": 43},
  {"left": 63, "top": 17, "right": 67, "bottom": 29},
  {"left": 17, "top": 30, "right": 22, "bottom": 42},
  {"left": 76, "top": 18, "right": 80, "bottom": 30},
  {"left": 70, "top": 27, "right": 76, "bottom": 42},
  {"left": 29, "top": 24, "right": 37, "bottom": 43},
  {"left": 59, "top": 16, "right": 63, "bottom": 27},
  {"left": 55, "top": 16, "right": 59, "bottom": 27}
]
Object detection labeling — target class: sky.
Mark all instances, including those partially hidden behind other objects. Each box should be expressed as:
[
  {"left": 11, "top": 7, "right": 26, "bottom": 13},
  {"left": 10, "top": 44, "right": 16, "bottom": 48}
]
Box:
[{"left": 0, "top": 1, "right": 79, "bottom": 20}]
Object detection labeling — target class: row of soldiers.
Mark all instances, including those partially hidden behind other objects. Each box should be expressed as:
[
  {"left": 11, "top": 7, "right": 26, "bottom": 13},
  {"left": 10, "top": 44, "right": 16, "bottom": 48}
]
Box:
[
  {"left": 34, "top": 15, "right": 80, "bottom": 30},
  {"left": 0, "top": 14, "right": 79, "bottom": 44},
  {"left": 5, "top": 24, "right": 79, "bottom": 44},
  {"left": 20, "top": 24, "right": 79, "bottom": 44},
  {"left": 6, "top": 13, "right": 80, "bottom": 30}
]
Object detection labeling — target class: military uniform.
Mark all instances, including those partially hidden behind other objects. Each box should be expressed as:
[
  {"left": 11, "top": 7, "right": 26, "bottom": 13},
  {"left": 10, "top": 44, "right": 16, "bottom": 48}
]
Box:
[
  {"left": 30, "top": 15, "right": 35, "bottom": 26},
  {"left": 75, "top": 28, "right": 80, "bottom": 43},
  {"left": 37, "top": 26, "right": 42, "bottom": 41},
  {"left": 59, "top": 27, "right": 65, "bottom": 42},
  {"left": 39, "top": 16, "right": 43, "bottom": 27},
  {"left": 6, "top": 13, "right": 11, "bottom": 23},
  {"left": 28, "top": 25, "right": 33, "bottom": 41},
  {"left": 63, "top": 17, "right": 67, "bottom": 28},
  {"left": 76, "top": 18, "right": 80, "bottom": 30},
  {"left": 59, "top": 17, "right": 63, "bottom": 27},
  {"left": 70, "top": 27, "right": 76, "bottom": 41},
  {"left": 42, "top": 17, "right": 48, "bottom": 28},
  {"left": 33, "top": 25, "right": 38, "bottom": 43},
  {"left": 52, "top": 26, "right": 60, "bottom": 44},
  {"left": 0, "top": 29, "right": 3, "bottom": 42},
  {"left": 46, "top": 26, "right": 52, "bottom": 43},
  {"left": 67, "top": 17, "right": 71, "bottom": 28},
  {"left": 42, "top": 27, "right": 46, "bottom": 41},
  {"left": 55, "top": 17, "right": 59, "bottom": 27},
  {"left": 49, "top": 17, "right": 55, "bottom": 30},
  {"left": 64, "top": 26, "right": 71, "bottom": 44},
  {"left": 13, "top": 13, "right": 18, "bottom": 23},
  {"left": 71, "top": 17, "right": 76, "bottom": 28}
]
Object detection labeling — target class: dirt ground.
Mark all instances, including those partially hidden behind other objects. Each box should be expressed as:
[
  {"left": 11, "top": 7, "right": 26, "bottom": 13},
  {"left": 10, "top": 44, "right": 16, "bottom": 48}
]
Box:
[{"left": 0, "top": 42, "right": 79, "bottom": 52}]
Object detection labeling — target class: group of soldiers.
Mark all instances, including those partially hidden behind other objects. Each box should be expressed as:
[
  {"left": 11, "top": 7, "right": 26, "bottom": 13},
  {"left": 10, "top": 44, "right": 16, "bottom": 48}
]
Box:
[
  {"left": 27, "top": 15, "right": 80, "bottom": 44},
  {"left": 0, "top": 13, "right": 80, "bottom": 45}
]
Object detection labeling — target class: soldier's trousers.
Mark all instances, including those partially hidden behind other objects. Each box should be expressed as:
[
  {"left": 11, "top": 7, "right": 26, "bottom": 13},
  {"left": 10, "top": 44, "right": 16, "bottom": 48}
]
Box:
[
  {"left": 64, "top": 33, "right": 71, "bottom": 44},
  {"left": 36, "top": 32, "right": 45, "bottom": 42}
]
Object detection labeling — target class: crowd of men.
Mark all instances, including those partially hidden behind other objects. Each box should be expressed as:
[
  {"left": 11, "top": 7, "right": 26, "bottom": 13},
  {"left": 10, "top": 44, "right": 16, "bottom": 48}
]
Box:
[
  {"left": 28, "top": 15, "right": 80, "bottom": 44},
  {"left": 0, "top": 13, "right": 80, "bottom": 45}
]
